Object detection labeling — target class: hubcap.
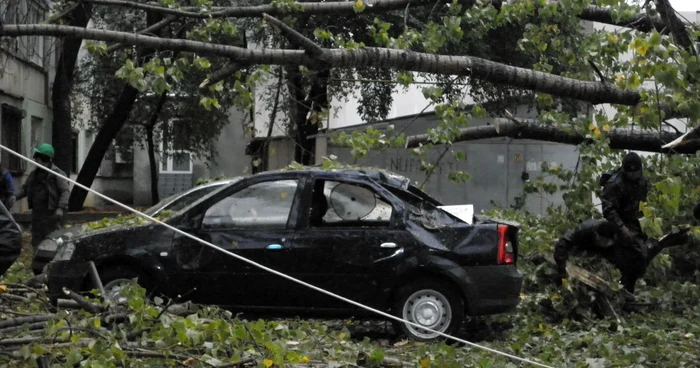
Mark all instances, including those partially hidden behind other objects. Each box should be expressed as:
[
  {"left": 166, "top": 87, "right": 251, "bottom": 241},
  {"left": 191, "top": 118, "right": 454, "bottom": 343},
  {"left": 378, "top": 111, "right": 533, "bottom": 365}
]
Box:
[
  {"left": 401, "top": 289, "right": 452, "bottom": 340},
  {"left": 103, "top": 278, "right": 135, "bottom": 305}
]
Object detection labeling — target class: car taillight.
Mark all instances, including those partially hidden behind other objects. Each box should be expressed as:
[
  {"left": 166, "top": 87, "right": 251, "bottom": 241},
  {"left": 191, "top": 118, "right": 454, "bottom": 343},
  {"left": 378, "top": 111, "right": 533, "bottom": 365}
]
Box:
[{"left": 497, "top": 224, "right": 514, "bottom": 265}]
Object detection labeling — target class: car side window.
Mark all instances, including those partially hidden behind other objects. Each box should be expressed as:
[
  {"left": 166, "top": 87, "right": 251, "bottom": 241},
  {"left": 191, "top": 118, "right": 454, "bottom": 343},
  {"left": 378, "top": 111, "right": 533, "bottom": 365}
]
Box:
[
  {"left": 202, "top": 180, "right": 298, "bottom": 230},
  {"left": 309, "top": 180, "right": 393, "bottom": 228}
]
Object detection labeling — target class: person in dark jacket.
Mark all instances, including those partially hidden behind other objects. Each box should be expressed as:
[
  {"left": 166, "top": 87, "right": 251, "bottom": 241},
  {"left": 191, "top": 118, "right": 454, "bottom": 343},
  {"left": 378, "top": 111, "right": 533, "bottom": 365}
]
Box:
[
  {"left": 598, "top": 151, "right": 651, "bottom": 294},
  {"left": 14, "top": 143, "right": 70, "bottom": 250},
  {"left": 0, "top": 200, "right": 22, "bottom": 278},
  {"left": 0, "top": 159, "right": 16, "bottom": 210},
  {"left": 554, "top": 219, "right": 619, "bottom": 280}
]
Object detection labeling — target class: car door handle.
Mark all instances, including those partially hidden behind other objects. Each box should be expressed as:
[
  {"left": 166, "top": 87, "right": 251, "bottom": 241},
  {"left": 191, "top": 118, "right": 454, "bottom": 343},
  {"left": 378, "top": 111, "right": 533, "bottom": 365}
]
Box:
[
  {"left": 380, "top": 242, "right": 397, "bottom": 248},
  {"left": 266, "top": 244, "right": 284, "bottom": 250}
]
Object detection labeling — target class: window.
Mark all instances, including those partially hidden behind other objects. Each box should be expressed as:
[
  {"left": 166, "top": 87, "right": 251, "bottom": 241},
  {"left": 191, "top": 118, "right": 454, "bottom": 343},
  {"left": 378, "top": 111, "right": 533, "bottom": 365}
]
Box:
[
  {"left": 0, "top": 0, "right": 45, "bottom": 65},
  {"left": 160, "top": 119, "right": 192, "bottom": 174},
  {"left": 1, "top": 105, "right": 23, "bottom": 173},
  {"left": 202, "top": 180, "right": 298, "bottom": 230},
  {"left": 309, "top": 180, "right": 393, "bottom": 227}
]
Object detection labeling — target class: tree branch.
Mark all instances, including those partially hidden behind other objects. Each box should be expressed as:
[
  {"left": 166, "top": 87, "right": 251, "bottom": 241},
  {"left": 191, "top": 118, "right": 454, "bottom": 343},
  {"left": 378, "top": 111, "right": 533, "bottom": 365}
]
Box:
[
  {"left": 403, "top": 118, "right": 699, "bottom": 153},
  {"left": 262, "top": 13, "right": 325, "bottom": 59},
  {"left": 0, "top": 24, "right": 681, "bottom": 116},
  {"left": 580, "top": 5, "right": 666, "bottom": 33},
  {"left": 199, "top": 61, "right": 241, "bottom": 90},
  {"left": 653, "top": 0, "right": 695, "bottom": 54},
  {"left": 77, "top": 0, "right": 666, "bottom": 34},
  {"left": 105, "top": 14, "right": 177, "bottom": 54},
  {"left": 81, "top": 0, "right": 467, "bottom": 19}
]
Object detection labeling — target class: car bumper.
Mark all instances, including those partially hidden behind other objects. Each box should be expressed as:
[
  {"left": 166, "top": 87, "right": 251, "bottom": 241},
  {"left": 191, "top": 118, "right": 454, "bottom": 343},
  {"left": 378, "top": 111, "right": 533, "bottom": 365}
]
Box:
[
  {"left": 463, "top": 264, "right": 523, "bottom": 316},
  {"left": 46, "top": 261, "right": 90, "bottom": 302}
]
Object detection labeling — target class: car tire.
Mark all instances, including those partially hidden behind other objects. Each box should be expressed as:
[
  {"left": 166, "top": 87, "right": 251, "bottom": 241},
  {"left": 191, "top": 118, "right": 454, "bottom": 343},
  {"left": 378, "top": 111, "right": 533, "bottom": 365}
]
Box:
[
  {"left": 95, "top": 265, "right": 154, "bottom": 305},
  {"left": 392, "top": 279, "right": 464, "bottom": 342}
]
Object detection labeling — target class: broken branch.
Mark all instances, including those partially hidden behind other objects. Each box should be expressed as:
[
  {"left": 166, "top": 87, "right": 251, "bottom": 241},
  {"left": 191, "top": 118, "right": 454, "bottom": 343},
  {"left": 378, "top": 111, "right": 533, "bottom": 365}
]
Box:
[
  {"left": 403, "top": 118, "right": 697, "bottom": 153},
  {"left": 62, "top": 287, "right": 104, "bottom": 314},
  {"left": 0, "top": 24, "right": 681, "bottom": 115}
]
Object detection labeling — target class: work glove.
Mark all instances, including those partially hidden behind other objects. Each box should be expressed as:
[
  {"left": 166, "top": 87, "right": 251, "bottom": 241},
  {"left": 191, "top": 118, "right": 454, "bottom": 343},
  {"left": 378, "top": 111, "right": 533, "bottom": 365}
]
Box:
[
  {"left": 53, "top": 208, "right": 64, "bottom": 221},
  {"left": 6, "top": 196, "right": 15, "bottom": 209}
]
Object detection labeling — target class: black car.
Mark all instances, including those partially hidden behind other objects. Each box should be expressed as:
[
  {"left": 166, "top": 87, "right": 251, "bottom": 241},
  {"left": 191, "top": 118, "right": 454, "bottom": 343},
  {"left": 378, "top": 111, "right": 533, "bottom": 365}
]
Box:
[
  {"left": 45, "top": 168, "right": 523, "bottom": 341},
  {"left": 31, "top": 179, "right": 236, "bottom": 275}
]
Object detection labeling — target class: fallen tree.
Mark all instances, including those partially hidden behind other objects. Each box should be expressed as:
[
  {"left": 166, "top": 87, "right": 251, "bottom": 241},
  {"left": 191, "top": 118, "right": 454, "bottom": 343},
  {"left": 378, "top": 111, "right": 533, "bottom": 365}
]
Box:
[
  {"left": 0, "top": 21, "right": 681, "bottom": 117},
  {"left": 403, "top": 118, "right": 700, "bottom": 153}
]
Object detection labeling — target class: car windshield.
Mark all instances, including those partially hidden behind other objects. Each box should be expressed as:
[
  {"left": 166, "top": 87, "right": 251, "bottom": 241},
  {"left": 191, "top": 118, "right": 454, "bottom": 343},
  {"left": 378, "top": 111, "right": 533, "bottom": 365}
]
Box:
[{"left": 143, "top": 180, "right": 236, "bottom": 217}]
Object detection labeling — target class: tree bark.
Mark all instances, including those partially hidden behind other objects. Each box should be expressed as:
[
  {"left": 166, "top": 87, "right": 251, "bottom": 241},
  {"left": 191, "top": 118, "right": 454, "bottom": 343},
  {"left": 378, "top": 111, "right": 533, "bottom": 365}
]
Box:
[
  {"left": 68, "top": 85, "right": 140, "bottom": 210},
  {"left": 50, "top": 3, "right": 93, "bottom": 177},
  {"left": 2, "top": 23, "right": 679, "bottom": 117},
  {"left": 402, "top": 118, "right": 700, "bottom": 153},
  {"left": 653, "top": 0, "right": 695, "bottom": 54}
]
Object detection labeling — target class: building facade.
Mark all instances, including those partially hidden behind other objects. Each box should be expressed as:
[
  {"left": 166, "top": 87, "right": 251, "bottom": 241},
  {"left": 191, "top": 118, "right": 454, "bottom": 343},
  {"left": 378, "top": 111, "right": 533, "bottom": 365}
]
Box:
[{"left": 0, "top": 0, "right": 57, "bottom": 212}]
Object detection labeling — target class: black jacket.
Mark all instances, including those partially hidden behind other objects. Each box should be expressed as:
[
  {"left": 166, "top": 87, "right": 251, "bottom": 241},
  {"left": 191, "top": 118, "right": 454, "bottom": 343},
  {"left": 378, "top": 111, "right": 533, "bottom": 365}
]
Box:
[
  {"left": 15, "top": 164, "right": 70, "bottom": 212},
  {"left": 553, "top": 219, "right": 618, "bottom": 275},
  {"left": 600, "top": 170, "right": 650, "bottom": 231}
]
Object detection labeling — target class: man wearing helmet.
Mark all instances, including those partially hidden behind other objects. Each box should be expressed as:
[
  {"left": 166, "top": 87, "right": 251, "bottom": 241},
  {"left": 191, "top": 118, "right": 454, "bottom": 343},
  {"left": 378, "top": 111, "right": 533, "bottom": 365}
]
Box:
[
  {"left": 599, "top": 151, "right": 651, "bottom": 294},
  {"left": 15, "top": 143, "right": 71, "bottom": 249}
]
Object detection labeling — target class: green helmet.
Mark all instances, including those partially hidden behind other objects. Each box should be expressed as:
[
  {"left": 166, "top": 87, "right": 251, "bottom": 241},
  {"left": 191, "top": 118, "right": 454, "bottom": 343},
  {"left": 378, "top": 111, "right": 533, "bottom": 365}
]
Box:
[{"left": 34, "top": 143, "right": 55, "bottom": 159}]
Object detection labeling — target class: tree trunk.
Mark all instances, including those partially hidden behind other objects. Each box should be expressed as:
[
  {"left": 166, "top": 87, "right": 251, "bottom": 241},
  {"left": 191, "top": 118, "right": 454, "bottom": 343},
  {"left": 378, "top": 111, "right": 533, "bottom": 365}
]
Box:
[
  {"left": 50, "top": 3, "right": 93, "bottom": 176},
  {"left": 402, "top": 118, "right": 698, "bottom": 153},
  {"left": 146, "top": 124, "right": 159, "bottom": 205},
  {"left": 67, "top": 11, "right": 165, "bottom": 211},
  {"left": 68, "top": 85, "right": 140, "bottom": 210},
  {"left": 145, "top": 92, "right": 168, "bottom": 205}
]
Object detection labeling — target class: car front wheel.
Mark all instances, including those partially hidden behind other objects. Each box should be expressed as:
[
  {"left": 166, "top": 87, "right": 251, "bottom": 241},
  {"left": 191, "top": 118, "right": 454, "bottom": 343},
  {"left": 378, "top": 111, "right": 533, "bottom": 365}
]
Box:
[{"left": 393, "top": 279, "right": 464, "bottom": 342}]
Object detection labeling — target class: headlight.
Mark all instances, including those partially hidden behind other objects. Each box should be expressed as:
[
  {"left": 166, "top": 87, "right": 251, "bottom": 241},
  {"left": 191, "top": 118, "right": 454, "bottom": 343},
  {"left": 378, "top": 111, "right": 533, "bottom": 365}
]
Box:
[{"left": 55, "top": 243, "right": 76, "bottom": 261}]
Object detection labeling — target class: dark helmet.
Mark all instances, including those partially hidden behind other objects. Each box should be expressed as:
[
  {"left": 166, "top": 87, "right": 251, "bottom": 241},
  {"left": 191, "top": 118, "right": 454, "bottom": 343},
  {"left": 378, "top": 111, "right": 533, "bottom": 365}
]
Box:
[{"left": 622, "top": 152, "right": 643, "bottom": 181}]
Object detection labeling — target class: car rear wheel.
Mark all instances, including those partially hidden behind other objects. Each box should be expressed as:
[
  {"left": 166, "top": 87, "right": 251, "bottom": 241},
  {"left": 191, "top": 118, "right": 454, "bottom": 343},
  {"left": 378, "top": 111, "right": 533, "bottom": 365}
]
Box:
[{"left": 393, "top": 279, "right": 463, "bottom": 342}]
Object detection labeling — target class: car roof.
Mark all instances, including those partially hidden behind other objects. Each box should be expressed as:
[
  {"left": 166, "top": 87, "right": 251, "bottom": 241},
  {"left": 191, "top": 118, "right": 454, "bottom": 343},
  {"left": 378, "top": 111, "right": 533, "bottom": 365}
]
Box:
[{"left": 251, "top": 166, "right": 413, "bottom": 190}]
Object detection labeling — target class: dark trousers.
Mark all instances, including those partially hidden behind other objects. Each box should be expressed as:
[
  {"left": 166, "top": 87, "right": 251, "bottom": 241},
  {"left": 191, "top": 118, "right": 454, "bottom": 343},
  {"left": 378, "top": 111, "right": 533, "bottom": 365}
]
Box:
[
  {"left": 30, "top": 213, "right": 61, "bottom": 248},
  {"left": 0, "top": 250, "right": 20, "bottom": 278}
]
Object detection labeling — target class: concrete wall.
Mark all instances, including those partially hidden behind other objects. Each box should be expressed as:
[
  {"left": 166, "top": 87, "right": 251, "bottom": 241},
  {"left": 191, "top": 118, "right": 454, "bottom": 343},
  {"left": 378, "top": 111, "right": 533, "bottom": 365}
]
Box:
[{"left": 261, "top": 104, "right": 581, "bottom": 215}]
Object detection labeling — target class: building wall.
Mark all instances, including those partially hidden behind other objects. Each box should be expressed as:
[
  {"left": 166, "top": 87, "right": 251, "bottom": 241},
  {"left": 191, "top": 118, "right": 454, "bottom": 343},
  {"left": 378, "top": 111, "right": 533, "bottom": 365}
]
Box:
[
  {"left": 132, "top": 107, "right": 253, "bottom": 206},
  {"left": 0, "top": 0, "right": 57, "bottom": 212}
]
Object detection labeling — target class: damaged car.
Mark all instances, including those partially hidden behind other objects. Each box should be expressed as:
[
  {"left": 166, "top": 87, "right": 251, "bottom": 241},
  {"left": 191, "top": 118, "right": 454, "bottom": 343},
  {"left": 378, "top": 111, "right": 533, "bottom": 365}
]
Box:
[{"left": 45, "top": 168, "right": 523, "bottom": 341}]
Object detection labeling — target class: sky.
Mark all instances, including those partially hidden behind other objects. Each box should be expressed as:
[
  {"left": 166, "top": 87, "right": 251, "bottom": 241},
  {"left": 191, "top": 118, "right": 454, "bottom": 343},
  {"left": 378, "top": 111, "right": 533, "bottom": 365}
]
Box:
[{"left": 669, "top": 0, "right": 696, "bottom": 11}]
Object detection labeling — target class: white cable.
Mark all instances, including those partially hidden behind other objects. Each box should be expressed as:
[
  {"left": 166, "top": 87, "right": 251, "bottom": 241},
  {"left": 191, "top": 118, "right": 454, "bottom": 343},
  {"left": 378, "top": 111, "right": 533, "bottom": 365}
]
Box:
[{"left": 1, "top": 144, "right": 554, "bottom": 368}]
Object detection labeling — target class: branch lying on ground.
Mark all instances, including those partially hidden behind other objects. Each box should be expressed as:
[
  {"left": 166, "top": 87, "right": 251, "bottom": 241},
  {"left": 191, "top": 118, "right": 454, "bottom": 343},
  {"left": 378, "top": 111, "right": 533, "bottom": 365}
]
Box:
[
  {"left": 62, "top": 287, "right": 104, "bottom": 314},
  {"left": 0, "top": 23, "right": 683, "bottom": 117},
  {"left": 402, "top": 118, "right": 698, "bottom": 153}
]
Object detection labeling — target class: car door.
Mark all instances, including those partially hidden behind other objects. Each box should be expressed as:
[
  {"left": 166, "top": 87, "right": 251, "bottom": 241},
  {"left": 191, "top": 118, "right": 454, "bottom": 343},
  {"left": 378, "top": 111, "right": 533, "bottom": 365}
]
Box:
[
  {"left": 169, "top": 176, "right": 303, "bottom": 308},
  {"left": 289, "top": 176, "right": 411, "bottom": 310}
]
